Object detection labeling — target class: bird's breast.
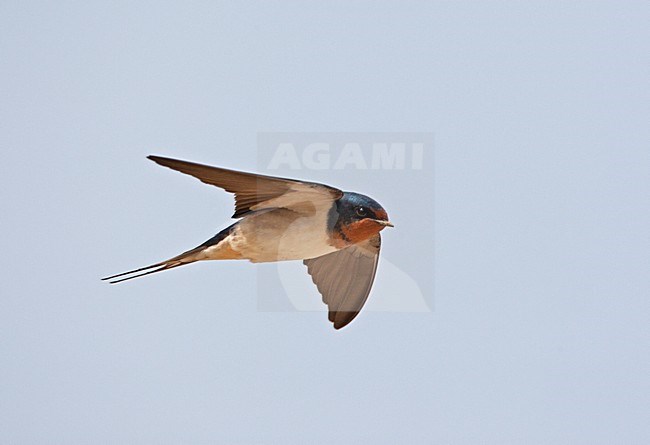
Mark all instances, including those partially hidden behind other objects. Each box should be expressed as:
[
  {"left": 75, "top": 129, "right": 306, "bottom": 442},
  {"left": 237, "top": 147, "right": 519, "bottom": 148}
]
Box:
[{"left": 229, "top": 208, "right": 339, "bottom": 262}]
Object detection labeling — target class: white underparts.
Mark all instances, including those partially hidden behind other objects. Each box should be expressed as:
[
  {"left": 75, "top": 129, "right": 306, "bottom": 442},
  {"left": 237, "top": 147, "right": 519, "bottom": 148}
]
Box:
[{"left": 202, "top": 208, "right": 339, "bottom": 263}]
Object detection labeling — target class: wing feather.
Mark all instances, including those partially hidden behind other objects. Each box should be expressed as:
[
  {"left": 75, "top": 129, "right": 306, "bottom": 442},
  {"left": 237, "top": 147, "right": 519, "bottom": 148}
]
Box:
[
  {"left": 148, "top": 155, "right": 343, "bottom": 218},
  {"left": 303, "top": 235, "right": 381, "bottom": 329}
]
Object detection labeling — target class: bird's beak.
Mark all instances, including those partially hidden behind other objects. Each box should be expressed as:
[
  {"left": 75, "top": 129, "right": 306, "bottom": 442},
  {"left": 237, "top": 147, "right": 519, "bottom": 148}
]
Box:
[{"left": 373, "top": 219, "right": 394, "bottom": 228}]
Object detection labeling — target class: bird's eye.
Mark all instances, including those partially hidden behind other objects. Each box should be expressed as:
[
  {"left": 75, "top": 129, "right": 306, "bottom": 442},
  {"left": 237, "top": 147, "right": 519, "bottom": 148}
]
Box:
[{"left": 356, "top": 206, "right": 368, "bottom": 217}]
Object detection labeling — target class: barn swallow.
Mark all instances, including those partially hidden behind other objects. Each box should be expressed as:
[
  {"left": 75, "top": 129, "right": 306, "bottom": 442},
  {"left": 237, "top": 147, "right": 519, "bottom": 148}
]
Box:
[{"left": 103, "top": 156, "right": 393, "bottom": 329}]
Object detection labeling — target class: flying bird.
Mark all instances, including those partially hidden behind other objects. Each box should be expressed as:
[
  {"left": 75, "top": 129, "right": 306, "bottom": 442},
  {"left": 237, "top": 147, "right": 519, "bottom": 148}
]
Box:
[{"left": 103, "top": 156, "right": 393, "bottom": 329}]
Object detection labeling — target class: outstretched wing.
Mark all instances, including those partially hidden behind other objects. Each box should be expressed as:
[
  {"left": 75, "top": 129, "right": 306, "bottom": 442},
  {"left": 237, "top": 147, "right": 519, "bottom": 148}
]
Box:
[
  {"left": 303, "top": 234, "right": 381, "bottom": 330},
  {"left": 148, "top": 155, "right": 343, "bottom": 218}
]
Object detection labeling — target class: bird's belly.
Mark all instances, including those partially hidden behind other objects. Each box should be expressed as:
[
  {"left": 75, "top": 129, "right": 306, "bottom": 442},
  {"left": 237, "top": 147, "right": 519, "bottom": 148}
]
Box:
[{"left": 231, "top": 210, "right": 338, "bottom": 262}]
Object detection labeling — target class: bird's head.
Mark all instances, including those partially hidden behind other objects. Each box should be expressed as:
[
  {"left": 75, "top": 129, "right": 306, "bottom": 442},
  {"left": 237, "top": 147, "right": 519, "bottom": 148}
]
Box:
[{"left": 330, "top": 192, "right": 393, "bottom": 246}]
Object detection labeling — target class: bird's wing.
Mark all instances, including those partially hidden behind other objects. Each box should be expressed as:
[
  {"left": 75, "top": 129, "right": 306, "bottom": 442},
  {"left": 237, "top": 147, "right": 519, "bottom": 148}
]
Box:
[
  {"left": 303, "top": 234, "right": 381, "bottom": 329},
  {"left": 148, "top": 155, "right": 343, "bottom": 218}
]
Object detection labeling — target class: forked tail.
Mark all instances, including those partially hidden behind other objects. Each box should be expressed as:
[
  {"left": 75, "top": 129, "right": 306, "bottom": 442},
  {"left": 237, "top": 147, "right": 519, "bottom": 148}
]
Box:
[
  {"left": 102, "top": 224, "right": 236, "bottom": 284},
  {"left": 101, "top": 249, "right": 202, "bottom": 284}
]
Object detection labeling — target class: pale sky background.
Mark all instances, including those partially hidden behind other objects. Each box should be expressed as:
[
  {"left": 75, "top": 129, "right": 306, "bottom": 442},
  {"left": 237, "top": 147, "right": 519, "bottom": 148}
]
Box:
[{"left": 2, "top": 1, "right": 649, "bottom": 444}]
